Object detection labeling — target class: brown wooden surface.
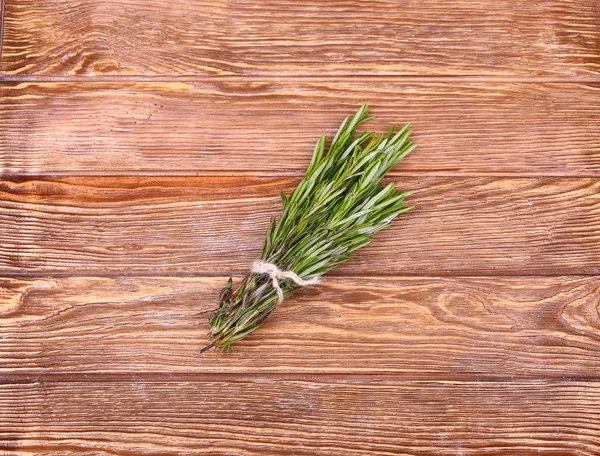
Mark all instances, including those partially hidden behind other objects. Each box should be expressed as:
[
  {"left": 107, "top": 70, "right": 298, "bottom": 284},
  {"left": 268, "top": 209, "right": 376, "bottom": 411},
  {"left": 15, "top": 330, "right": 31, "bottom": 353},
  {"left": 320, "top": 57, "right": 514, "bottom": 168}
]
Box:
[
  {"left": 1, "top": 81, "right": 600, "bottom": 176},
  {"left": 1, "top": 176, "right": 599, "bottom": 276},
  {"left": 2, "top": 276, "right": 600, "bottom": 377},
  {"left": 2, "top": 0, "right": 600, "bottom": 77},
  {"left": 2, "top": 380, "right": 600, "bottom": 455},
  {"left": 1, "top": 0, "right": 600, "bottom": 454}
]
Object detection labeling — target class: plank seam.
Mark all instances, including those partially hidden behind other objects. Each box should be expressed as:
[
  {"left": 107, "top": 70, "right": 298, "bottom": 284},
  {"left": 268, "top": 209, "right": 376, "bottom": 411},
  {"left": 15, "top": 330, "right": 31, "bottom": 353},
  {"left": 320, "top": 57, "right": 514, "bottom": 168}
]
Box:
[
  {"left": 2, "top": 172, "right": 600, "bottom": 179},
  {"left": 4, "top": 372, "right": 600, "bottom": 384},
  {"left": 1, "top": 75, "right": 600, "bottom": 84},
  {"left": 1, "top": 271, "right": 599, "bottom": 279}
]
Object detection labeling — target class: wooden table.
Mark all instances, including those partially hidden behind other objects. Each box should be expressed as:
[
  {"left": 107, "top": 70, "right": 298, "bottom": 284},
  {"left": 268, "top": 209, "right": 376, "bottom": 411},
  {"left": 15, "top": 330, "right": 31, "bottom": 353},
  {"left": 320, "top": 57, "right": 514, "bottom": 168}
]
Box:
[{"left": 1, "top": 1, "right": 599, "bottom": 454}]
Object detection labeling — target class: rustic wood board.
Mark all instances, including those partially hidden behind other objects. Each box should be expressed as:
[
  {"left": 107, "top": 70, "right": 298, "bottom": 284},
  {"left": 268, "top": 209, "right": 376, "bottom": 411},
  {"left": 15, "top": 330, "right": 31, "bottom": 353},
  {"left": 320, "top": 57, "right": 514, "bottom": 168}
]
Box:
[
  {"left": 1, "top": 0, "right": 600, "bottom": 454},
  {"left": 1, "top": 176, "right": 599, "bottom": 276},
  {"left": 1, "top": 81, "right": 600, "bottom": 176},
  {"left": 2, "top": 0, "right": 600, "bottom": 77},
  {"left": 1, "top": 276, "right": 600, "bottom": 378},
  {"left": 2, "top": 380, "right": 600, "bottom": 455}
]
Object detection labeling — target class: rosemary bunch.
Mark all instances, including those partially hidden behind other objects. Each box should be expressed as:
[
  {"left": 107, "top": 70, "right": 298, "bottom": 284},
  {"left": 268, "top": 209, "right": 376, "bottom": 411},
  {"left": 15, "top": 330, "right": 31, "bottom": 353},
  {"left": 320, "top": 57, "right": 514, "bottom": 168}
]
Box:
[{"left": 203, "top": 104, "right": 416, "bottom": 353}]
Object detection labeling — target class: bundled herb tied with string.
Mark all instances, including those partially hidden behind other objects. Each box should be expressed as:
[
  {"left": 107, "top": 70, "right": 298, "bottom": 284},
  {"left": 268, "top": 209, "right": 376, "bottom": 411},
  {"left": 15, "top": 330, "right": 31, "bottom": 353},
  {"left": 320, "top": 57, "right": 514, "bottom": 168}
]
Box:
[{"left": 202, "top": 104, "right": 416, "bottom": 353}]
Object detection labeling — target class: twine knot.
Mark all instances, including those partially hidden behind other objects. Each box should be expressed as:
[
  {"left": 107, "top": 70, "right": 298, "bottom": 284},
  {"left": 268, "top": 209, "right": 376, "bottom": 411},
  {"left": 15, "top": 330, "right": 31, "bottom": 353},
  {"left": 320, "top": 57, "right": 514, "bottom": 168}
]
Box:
[{"left": 252, "top": 260, "right": 320, "bottom": 303}]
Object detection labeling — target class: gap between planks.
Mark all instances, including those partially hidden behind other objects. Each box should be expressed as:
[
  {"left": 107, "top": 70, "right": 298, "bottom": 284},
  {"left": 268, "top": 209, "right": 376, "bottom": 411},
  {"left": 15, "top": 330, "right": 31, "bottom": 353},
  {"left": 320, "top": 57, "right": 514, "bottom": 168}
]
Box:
[
  {"left": 3, "top": 170, "right": 600, "bottom": 179},
  {"left": 6, "top": 372, "right": 600, "bottom": 384},
  {"left": 3, "top": 271, "right": 599, "bottom": 279},
  {"left": 1, "top": 75, "right": 600, "bottom": 84}
]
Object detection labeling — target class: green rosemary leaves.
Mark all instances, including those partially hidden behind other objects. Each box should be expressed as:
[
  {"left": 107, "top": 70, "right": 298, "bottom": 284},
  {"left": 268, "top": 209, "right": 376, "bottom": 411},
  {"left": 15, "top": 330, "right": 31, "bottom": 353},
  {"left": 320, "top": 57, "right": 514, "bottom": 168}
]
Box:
[{"left": 203, "top": 104, "right": 416, "bottom": 353}]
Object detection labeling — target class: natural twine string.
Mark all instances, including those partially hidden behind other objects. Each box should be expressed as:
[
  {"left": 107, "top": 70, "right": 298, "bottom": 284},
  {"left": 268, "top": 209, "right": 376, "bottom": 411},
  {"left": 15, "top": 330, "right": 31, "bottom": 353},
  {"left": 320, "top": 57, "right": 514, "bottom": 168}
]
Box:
[{"left": 252, "top": 259, "right": 321, "bottom": 303}]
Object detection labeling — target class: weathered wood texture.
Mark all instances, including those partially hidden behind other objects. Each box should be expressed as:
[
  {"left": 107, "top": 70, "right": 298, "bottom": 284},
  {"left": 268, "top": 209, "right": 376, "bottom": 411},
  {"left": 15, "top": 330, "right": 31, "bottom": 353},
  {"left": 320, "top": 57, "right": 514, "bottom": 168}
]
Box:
[
  {"left": 1, "top": 276, "right": 600, "bottom": 377},
  {"left": 2, "top": 380, "right": 600, "bottom": 455},
  {"left": 1, "top": 0, "right": 600, "bottom": 77},
  {"left": 1, "top": 176, "right": 599, "bottom": 276},
  {"left": 2, "top": 81, "right": 600, "bottom": 176},
  {"left": 2, "top": 0, "right": 600, "bottom": 453}
]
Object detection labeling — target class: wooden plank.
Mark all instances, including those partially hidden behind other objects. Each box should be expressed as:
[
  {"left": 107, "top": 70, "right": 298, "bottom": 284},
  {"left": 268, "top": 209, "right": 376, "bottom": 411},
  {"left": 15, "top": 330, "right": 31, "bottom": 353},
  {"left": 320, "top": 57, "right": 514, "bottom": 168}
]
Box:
[
  {"left": 1, "top": 176, "right": 599, "bottom": 276},
  {"left": 0, "top": 0, "right": 4, "bottom": 63},
  {"left": 2, "top": 275, "right": 600, "bottom": 377},
  {"left": 1, "top": 81, "right": 600, "bottom": 176},
  {"left": 2, "top": 379, "right": 600, "bottom": 455},
  {"left": 1, "top": 0, "right": 599, "bottom": 77}
]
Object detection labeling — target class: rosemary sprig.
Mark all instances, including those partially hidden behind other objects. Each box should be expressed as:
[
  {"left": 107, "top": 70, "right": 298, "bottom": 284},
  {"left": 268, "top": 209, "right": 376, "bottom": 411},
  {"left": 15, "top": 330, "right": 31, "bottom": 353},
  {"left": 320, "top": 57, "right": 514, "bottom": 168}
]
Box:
[{"left": 203, "top": 104, "right": 416, "bottom": 353}]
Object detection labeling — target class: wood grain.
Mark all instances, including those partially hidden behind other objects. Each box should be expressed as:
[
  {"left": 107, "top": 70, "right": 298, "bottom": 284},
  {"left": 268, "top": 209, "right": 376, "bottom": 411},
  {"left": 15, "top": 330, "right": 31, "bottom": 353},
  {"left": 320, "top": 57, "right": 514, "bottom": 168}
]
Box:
[
  {"left": 2, "top": 379, "right": 600, "bottom": 455},
  {"left": 1, "top": 176, "right": 599, "bottom": 276},
  {"left": 2, "top": 0, "right": 600, "bottom": 452},
  {"left": 1, "top": 275, "right": 599, "bottom": 377},
  {"left": 1, "top": 0, "right": 600, "bottom": 77},
  {"left": 1, "top": 81, "right": 600, "bottom": 176}
]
